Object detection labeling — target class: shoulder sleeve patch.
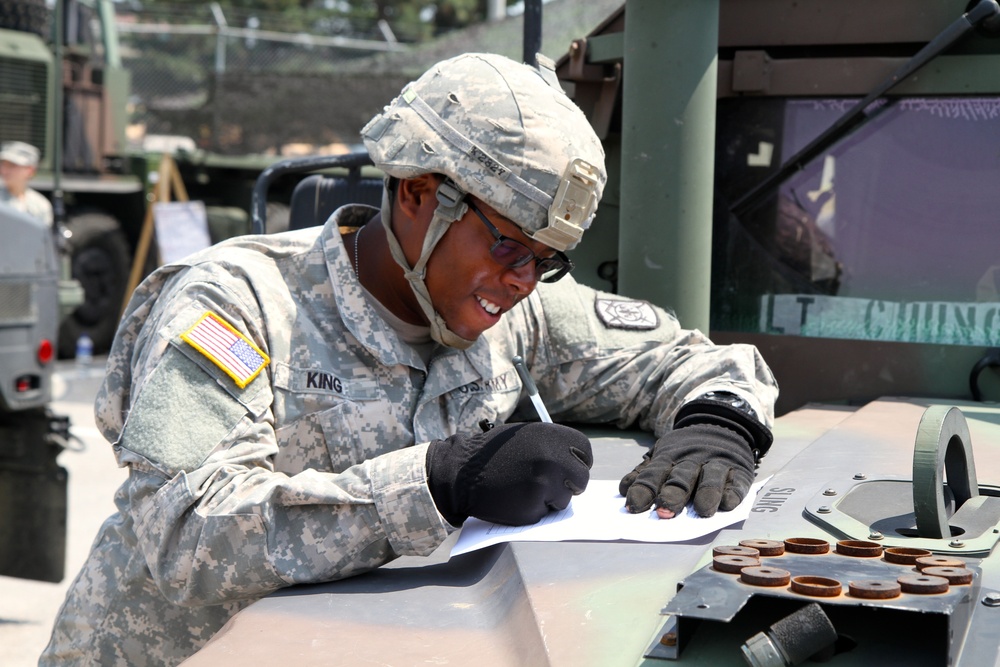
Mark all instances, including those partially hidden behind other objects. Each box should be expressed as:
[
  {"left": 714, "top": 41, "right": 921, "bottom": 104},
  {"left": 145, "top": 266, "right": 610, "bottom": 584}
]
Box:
[
  {"left": 595, "top": 298, "right": 659, "bottom": 330},
  {"left": 180, "top": 311, "right": 270, "bottom": 388}
]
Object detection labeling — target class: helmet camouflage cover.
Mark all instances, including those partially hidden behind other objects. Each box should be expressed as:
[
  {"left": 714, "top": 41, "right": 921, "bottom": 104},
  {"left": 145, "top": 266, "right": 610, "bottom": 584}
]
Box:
[{"left": 362, "top": 52, "right": 606, "bottom": 252}]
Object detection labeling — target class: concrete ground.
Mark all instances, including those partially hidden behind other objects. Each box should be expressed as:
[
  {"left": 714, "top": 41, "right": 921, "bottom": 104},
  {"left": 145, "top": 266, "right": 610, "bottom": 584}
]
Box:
[{"left": 0, "top": 358, "right": 127, "bottom": 667}]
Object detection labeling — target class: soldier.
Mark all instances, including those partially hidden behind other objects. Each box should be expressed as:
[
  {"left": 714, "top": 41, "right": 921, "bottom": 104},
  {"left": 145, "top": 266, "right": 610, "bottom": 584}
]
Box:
[
  {"left": 0, "top": 140, "right": 53, "bottom": 227},
  {"left": 42, "top": 53, "right": 777, "bottom": 665}
]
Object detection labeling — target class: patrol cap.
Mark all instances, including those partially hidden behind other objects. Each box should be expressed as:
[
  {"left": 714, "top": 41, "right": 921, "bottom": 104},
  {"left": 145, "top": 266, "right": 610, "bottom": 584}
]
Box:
[
  {"left": 362, "top": 52, "right": 606, "bottom": 252},
  {"left": 0, "top": 141, "right": 40, "bottom": 168}
]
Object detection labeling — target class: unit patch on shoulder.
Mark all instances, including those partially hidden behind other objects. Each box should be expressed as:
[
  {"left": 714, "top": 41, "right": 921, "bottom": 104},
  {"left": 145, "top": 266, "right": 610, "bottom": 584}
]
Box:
[
  {"left": 181, "top": 312, "right": 270, "bottom": 388},
  {"left": 595, "top": 298, "right": 658, "bottom": 330}
]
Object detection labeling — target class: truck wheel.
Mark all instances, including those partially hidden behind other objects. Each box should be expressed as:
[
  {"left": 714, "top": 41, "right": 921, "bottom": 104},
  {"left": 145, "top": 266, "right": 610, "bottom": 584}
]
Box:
[
  {"left": 0, "top": 0, "right": 49, "bottom": 37},
  {"left": 58, "top": 212, "right": 131, "bottom": 358}
]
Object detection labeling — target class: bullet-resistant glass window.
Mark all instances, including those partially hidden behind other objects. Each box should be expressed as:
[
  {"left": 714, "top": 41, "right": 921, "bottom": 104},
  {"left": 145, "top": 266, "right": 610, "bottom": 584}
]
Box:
[{"left": 713, "top": 96, "right": 1000, "bottom": 347}]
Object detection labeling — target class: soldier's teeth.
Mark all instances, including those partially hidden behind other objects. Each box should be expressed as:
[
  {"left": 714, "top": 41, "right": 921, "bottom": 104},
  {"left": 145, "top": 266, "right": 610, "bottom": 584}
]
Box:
[{"left": 478, "top": 296, "right": 500, "bottom": 314}]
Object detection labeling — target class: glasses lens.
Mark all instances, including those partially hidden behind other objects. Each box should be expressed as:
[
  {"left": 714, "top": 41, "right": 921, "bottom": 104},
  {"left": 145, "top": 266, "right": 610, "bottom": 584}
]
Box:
[
  {"left": 491, "top": 238, "right": 534, "bottom": 268},
  {"left": 469, "top": 199, "right": 572, "bottom": 282},
  {"left": 538, "top": 255, "right": 573, "bottom": 283}
]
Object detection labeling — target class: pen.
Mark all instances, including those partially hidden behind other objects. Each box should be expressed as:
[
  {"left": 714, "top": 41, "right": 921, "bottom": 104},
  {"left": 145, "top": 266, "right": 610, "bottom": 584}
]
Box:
[{"left": 512, "top": 355, "right": 552, "bottom": 423}]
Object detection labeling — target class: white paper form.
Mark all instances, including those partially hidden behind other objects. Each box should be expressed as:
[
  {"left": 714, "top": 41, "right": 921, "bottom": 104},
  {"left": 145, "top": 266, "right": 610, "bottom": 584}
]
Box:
[{"left": 451, "top": 478, "right": 769, "bottom": 557}]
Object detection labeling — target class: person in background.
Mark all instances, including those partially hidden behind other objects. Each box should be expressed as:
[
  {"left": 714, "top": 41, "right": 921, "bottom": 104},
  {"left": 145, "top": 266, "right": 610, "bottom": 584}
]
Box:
[
  {"left": 42, "top": 52, "right": 777, "bottom": 666},
  {"left": 0, "top": 140, "right": 53, "bottom": 227}
]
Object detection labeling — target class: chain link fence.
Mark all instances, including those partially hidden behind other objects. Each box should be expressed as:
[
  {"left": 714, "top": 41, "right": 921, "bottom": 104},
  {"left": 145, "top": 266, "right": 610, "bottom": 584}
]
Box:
[
  {"left": 115, "top": 0, "right": 624, "bottom": 155},
  {"left": 116, "top": 2, "right": 419, "bottom": 154}
]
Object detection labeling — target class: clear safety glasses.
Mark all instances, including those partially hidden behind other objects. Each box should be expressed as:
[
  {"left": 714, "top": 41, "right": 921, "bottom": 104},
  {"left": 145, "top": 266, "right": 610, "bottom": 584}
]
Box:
[{"left": 466, "top": 199, "right": 574, "bottom": 283}]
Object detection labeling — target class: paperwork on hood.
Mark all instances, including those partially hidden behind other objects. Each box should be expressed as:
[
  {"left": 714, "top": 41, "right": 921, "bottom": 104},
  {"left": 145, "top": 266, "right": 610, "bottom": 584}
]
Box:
[{"left": 452, "top": 478, "right": 770, "bottom": 557}]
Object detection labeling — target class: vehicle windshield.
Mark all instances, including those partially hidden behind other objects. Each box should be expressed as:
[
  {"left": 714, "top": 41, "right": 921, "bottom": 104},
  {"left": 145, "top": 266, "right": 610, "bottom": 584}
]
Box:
[{"left": 713, "top": 96, "right": 1000, "bottom": 347}]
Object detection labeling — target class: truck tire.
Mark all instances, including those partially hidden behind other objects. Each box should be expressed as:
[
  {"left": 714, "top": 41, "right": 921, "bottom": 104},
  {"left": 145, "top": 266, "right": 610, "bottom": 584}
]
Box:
[
  {"left": 0, "top": 0, "right": 49, "bottom": 37},
  {"left": 58, "top": 212, "right": 131, "bottom": 358}
]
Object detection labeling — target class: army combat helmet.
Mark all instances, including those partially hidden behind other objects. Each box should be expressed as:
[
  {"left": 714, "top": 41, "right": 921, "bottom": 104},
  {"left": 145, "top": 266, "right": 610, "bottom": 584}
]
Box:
[{"left": 361, "top": 52, "right": 606, "bottom": 349}]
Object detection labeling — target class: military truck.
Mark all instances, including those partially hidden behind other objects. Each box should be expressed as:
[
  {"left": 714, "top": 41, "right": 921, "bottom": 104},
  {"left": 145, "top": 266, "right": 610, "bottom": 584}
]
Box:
[
  {"left": 0, "top": 0, "right": 141, "bottom": 357},
  {"left": 0, "top": 0, "right": 313, "bottom": 358},
  {"left": 0, "top": 203, "right": 74, "bottom": 584},
  {"left": 177, "top": 0, "right": 1000, "bottom": 664}
]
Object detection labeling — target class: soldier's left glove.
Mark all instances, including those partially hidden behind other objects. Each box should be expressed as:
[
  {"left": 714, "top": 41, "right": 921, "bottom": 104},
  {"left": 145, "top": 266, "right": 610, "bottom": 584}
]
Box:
[{"left": 619, "top": 395, "right": 773, "bottom": 518}]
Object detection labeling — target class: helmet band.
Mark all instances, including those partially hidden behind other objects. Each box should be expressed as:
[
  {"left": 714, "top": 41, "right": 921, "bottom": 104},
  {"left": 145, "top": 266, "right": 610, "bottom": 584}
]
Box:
[
  {"left": 379, "top": 179, "right": 477, "bottom": 350},
  {"left": 402, "top": 87, "right": 552, "bottom": 210}
]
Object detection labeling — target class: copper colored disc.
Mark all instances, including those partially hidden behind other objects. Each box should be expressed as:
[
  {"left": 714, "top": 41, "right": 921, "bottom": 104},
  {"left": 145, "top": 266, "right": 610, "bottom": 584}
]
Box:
[
  {"left": 898, "top": 574, "right": 950, "bottom": 594},
  {"left": 713, "top": 555, "right": 760, "bottom": 574},
  {"left": 713, "top": 545, "right": 761, "bottom": 558},
  {"left": 836, "top": 540, "right": 883, "bottom": 558},
  {"left": 784, "top": 538, "right": 831, "bottom": 555},
  {"left": 922, "top": 566, "right": 974, "bottom": 585},
  {"left": 790, "top": 575, "right": 842, "bottom": 597},
  {"left": 739, "top": 539, "right": 785, "bottom": 557},
  {"left": 884, "top": 547, "right": 932, "bottom": 565},
  {"left": 741, "top": 566, "right": 791, "bottom": 587},
  {"left": 915, "top": 556, "right": 965, "bottom": 571},
  {"left": 849, "top": 580, "right": 901, "bottom": 599}
]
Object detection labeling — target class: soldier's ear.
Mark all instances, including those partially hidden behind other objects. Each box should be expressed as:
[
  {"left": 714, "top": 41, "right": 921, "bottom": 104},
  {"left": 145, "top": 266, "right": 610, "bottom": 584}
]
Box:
[{"left": 395, "top": 174, "right": 442, "bottom": 223}]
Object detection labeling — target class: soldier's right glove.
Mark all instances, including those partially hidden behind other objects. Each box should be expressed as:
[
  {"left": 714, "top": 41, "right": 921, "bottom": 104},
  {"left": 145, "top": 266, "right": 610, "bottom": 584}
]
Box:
[{"left": 425, "top": 422, "right": 593, "bottom": 527}]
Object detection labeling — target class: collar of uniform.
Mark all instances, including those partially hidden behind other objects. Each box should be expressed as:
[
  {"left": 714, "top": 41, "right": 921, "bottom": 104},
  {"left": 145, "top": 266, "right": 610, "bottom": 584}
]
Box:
[
  {"left": 416, "top": 322, "right": 524, "bottom": 413},
  {"left": 415, "top": 337, "right": 491, "bottom": 403},
  {"left": 321, "top": 205, "right": 427, "bottom": 370}
]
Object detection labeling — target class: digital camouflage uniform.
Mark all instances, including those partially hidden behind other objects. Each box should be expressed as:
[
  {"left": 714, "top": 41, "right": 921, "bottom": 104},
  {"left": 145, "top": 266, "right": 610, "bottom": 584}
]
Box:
[{"left": 41, "top": 203, "right": 777, "bottom": 666}]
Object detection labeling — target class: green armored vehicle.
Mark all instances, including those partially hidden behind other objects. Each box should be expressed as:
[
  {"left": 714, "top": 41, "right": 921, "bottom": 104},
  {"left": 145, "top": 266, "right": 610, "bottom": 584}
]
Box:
[
  {"left": 0, "top": 0, "right": 322, "bottom": 358},
  {"left": 0, "top": 0, "right": 145, "bottom": 356},
  {"left": 181, "top": 0, "right": 1000, "bottom": 664},
  {"left": 0, "top": 203, "right": 73, "bottom": 584}
]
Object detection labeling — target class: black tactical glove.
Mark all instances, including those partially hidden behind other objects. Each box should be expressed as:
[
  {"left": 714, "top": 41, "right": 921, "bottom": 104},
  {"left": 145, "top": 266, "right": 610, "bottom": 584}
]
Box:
[
  {"left": 619, "top": 396, "right": 773, "bottom": 518},
  {"left": 426, "top": 422, "right": 593, "bottom": 527}
]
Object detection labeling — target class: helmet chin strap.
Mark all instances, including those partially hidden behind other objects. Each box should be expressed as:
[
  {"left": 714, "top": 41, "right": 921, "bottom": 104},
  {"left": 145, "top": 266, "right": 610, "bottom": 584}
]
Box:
[{"left": 379, "top": 180, "right": 478, "bottom": 350}]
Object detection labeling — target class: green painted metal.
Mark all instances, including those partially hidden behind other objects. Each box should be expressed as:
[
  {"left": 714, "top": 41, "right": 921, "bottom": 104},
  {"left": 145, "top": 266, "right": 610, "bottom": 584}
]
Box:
[
  {"left": 0, "top": 28, "right": 49, "bottom": 61},
  {"left": 96, "top": 0, "right": 120, "bottom": 68},
  {"left": 913, "top": 406, "right": 978, "bottom": 539},
  {"left": 584, "top": 32, "right": 623, "bottom": 65},
  {"left": 103, "top": 67, "right": 131, "bottom": 157},
  {"left": 0, "top": 29, "right": 53, "bottom": 169},
  {"left": 890, "top": 54, "right": 1000, "bottom": 94},
  {"left": 618, "top": 0, "right": 716, "bottom": 331},
  {"left": 52, "top": 0, "right": 63, "bottom": 209}
]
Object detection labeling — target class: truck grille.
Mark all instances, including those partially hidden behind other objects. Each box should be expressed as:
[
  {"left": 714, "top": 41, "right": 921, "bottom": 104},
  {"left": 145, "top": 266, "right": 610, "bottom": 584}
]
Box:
[
  {"left": 0, "top": 56, "right": 48, "bottom": 159},
  {"left": 0, "top": 283, "right": 34, "bottom": 324}
]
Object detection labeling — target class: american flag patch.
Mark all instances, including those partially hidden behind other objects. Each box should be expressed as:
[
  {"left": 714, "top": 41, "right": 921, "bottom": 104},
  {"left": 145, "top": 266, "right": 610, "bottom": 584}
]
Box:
[{"left": 181, "top": 312, "right": 269, "bottom": 388}]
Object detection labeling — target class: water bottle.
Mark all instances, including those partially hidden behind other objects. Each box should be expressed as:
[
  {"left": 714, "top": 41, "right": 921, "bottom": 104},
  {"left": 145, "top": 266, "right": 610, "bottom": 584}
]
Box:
[{"left": 75, "top": 333, "right": 94, "bottom": 369}]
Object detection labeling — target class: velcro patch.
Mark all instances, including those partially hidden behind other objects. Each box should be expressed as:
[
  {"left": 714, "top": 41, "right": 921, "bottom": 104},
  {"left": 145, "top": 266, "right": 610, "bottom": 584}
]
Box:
[
  {"left": 181, "top": 312, "right": 270, "bottom": 388},
  {"left": 595, "top": 298, "right": 659, "bottom": 330}
]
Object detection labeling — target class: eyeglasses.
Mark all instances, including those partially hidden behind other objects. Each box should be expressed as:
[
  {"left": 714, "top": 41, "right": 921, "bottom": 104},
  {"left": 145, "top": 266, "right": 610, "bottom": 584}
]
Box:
[{"left": 465, "top": 200, "right": 574, "bottom": 283}]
